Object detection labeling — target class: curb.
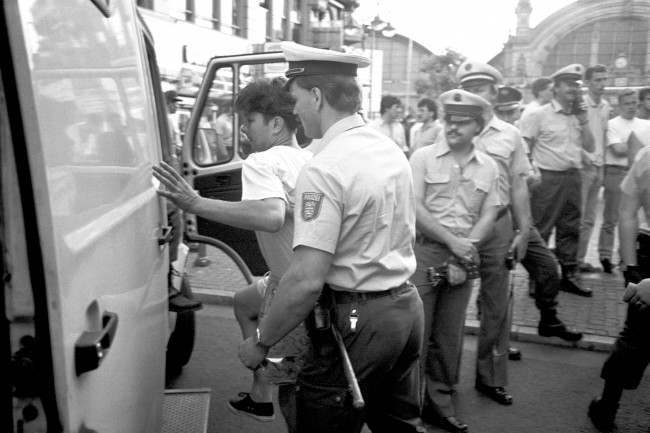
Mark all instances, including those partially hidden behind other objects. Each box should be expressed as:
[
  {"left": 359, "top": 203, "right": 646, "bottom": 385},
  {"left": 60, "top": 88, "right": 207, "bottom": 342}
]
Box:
[{"left": 195, "top": 289, "right": 616, "bottom": 352}]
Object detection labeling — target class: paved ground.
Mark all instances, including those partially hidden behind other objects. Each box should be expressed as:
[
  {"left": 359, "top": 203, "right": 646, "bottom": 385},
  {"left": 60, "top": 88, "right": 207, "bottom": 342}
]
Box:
[
  {"left": 188, "top": 193, "right": 630, "bottom": 351},
  {"left": 170, "top": 305, "right": 650, "bottom": 433}
]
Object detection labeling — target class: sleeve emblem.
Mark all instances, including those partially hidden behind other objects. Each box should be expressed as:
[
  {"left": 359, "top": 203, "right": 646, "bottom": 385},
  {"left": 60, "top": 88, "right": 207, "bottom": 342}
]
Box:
[{"left": 301, "top": 192, "right": 324, "bottom": 221}]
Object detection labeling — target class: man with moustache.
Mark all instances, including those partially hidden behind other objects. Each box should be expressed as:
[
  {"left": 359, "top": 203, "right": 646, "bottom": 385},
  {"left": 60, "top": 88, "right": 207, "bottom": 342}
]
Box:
[{"left": 521, "top": 63, "right": 595, "bottom": 297}]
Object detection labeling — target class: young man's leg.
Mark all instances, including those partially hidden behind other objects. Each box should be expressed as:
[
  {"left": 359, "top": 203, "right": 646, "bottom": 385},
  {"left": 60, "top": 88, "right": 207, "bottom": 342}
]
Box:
[{"left": 228, "top": 278, "right": 275, "bottom": 421}]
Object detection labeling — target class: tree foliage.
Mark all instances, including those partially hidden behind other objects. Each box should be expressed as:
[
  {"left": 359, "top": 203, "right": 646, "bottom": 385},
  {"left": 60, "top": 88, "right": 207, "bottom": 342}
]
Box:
[{"left": 415, "top": 48, "right": 466, "bottom": 99}]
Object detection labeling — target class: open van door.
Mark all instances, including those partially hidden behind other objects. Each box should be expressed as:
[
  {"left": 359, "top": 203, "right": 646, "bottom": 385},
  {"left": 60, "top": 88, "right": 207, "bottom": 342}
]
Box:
[
  {"left": 2, "top": 1, "right": 168, "bottom": 431},
  {"left": 181, "top": 52, "right": 289, "bottom": 276}
]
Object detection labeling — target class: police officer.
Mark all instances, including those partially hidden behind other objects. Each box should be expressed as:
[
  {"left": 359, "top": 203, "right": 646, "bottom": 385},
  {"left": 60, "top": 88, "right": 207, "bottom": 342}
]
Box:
[
  {"left": 458, "top": 61, "right": 583, "bottom": 407},
  {"left": 411, "top": 89, "right": 500, "bottom": 433},
  {"left": 520, "top": 64, "right": 595, "bottom": 297},
  {"left": 238, "top": 42, "right": 425, "bottom": 433},
  {"left": 588, "top": 146, "right": 650, "bottom": 432},
  {"left": 493, "top": 86, "right": 523, "bottom": 126}
]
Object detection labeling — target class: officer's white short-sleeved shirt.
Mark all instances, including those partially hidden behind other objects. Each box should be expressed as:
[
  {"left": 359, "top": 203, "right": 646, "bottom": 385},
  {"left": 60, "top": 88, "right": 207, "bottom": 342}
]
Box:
[
  {"left": 474, "top": 115, "right": 531, "bottom": 207},
  {"left": 242, "top": 145, "right": 312, "bottom": 278},
  {"left": 293, "top": 114, "right": 416, "bottom": 292}
]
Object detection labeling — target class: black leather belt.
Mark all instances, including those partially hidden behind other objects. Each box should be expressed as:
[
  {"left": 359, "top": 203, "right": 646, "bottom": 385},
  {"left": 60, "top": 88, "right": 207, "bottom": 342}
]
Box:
[{"left": 328, "top": 281, "right": 412, "bottom": 304}]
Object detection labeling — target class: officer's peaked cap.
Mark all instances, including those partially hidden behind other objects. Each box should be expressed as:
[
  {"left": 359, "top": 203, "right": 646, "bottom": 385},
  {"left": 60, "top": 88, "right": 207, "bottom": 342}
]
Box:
[
  {"left": 457, "top": 60, "right": 503, "bottom": 86},
  {"left": 550, "top": 63, "right": 584, "bottom": 84},
  {"left": 281, "top": 42, "right": 370, "bottom": 79},
  {"left": 439, "top": 89, "right": 490, "bottom": 122},
  {"left": 495, "top": 86, "right": 523, "bottom": 112}
]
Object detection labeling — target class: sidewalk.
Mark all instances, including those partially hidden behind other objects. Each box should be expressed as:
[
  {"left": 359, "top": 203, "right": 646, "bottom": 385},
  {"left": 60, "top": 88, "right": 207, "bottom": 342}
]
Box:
[{"left": 189, "top": 194, "right": 628, "bottom": 352}]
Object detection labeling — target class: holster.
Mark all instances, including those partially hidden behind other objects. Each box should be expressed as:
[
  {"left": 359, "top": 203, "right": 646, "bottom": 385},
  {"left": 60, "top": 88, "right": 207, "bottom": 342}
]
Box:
[{"left": 305, "top": 285, "right": 337, "bottom": 357}]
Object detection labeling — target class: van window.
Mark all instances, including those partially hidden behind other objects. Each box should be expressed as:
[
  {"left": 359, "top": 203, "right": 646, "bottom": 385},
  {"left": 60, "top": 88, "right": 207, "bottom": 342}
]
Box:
[{"left": 192, "top": 66, "right": 236, "bottom": 166}]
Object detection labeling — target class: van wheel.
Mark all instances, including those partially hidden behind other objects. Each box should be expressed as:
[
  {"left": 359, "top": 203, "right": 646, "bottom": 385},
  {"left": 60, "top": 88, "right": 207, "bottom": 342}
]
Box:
[{"left": 166, "top": 276, "right": 196, "bottom": 381}]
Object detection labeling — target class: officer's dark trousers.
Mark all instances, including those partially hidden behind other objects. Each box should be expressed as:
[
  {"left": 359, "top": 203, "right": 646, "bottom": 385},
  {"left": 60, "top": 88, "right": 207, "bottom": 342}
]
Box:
[
  {"left": 601, "top": 264, "right": 650, "bottom": 390},
  {"left": 413, "top": 240, "right": 473, "bottom": 418},
  {"left": 531, "top": 168, "right": 581, "bottom": 270},
  {"left": 476, "top": 213, "right": 513, "bottom": 388},
  {"left": 296, "top": 285, "right": 424, "bottom": 433},
  {"left": 520, "top": 227, "right": 560, "bottom": 312}
]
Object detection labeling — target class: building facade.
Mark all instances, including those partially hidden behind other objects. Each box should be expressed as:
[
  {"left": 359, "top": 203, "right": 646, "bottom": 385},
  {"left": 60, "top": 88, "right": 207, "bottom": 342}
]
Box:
[{"left": 491, "top": 0, "right": 650, "bottom": 103}]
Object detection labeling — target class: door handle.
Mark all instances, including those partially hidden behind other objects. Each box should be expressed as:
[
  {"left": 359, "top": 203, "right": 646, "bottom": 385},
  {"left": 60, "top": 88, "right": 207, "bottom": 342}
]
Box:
[
  {"left": 158, "top": 225, "right": 174, "bottom": 246},
  {"left": 75, "top": 311, "right": 118, "bottom": 376}
]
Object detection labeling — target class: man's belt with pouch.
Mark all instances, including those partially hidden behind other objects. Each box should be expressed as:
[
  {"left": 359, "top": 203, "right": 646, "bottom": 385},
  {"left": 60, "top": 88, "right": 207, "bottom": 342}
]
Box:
[{"left": 328, "top": 281, "right": 413, "bottom": 304}]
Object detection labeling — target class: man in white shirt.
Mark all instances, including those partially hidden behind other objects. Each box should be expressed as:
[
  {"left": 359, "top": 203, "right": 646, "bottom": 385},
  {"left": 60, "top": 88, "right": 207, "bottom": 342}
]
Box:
[
  {"left": 409, "top": 97, "right": 442, "bottom": 155},
  {"left": 598, "top": 89, "right": 650, "bottom": 272},
  {"left": 154, "top": 78, "right": 311, "bottom": 430},
  {"left": 578, "top": 65, "right": 611, "bottom": 273},
  {"left": 370, "top": 95, "right": 408, "bottom": 154}
]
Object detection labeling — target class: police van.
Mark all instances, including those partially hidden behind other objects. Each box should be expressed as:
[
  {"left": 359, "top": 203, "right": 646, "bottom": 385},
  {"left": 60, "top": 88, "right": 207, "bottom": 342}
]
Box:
[{"left": 1, "top": 0, "right": 293, "bottom": 432}]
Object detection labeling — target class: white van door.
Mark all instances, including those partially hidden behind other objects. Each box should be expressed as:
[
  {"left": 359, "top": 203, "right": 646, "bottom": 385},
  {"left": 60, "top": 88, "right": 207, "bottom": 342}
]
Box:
[
  {"left": 181, "top": 53, "right": 290, "bottom": 275},
  {"left": 2, "top": 1, "right": 168, "bottom": 431}
]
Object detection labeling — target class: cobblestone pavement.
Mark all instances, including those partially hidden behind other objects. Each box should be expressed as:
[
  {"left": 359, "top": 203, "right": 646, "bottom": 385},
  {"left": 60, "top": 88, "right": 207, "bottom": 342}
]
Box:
[{"left": 187, "top": 193, "right": 630, "bottom": 350}]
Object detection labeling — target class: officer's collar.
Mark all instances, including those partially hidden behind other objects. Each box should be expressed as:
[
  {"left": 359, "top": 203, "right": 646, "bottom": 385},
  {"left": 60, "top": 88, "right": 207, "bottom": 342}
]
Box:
[
  {"left": 309, "top": 114, "right": 365, "bottom": 155},
  {"left": 479, "top": 114, "right": 506, "bottom": 135},
  {"left": 434, "top": 137, "right": 479, "bottom": 163}
]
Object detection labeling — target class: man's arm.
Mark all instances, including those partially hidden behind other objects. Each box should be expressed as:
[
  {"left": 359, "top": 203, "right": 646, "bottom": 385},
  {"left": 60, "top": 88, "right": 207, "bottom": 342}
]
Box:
[
  {"left": 618, "top": 191, "right": 640, "bottom": 267},
  {"left": 415, "top": 202, "right": 477, "bottom": 261},
  {"left": 153, "top": 161, "right": 286, "bottom": 232},
  {"left": 468, "top": 204, "right": 498, "bottom": 244},
  {"left": 578, "top": 118, "right": 595, "bottom": 153},
  {"left": 508, "top": 173, "right": 531, "bottom": 259},
  {"left": 238, "top": 245, "right": 333, "bottom": 369}
]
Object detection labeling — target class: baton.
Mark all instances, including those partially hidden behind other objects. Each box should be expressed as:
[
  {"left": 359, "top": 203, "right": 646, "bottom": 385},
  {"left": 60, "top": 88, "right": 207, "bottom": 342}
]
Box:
[{"left": 330, "top": 325, "right": 364, "bottom": 410}]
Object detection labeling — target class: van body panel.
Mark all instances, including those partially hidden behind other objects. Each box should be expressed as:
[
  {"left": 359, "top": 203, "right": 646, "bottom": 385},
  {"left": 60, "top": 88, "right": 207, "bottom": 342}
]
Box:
[{"left": 4, "top": 0, "right": 167, "bottom": 431}]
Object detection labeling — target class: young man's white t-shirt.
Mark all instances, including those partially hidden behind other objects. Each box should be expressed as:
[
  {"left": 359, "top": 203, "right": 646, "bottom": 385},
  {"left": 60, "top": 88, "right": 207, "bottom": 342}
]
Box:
[
  {"left": 241, "top": 145, "right": 312, "bottom": 281},
  {"left": 606, "top": 116, "right": 650, "bottom": 166}
]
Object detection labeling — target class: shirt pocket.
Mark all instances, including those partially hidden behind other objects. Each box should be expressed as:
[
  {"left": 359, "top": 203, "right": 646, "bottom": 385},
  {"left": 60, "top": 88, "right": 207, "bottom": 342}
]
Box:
[
  {"left": 466, "top": 178, "right": 491, "bottom": 216},
  {"left": 424, "top": 172, "right": 452, "bottom": 200}
]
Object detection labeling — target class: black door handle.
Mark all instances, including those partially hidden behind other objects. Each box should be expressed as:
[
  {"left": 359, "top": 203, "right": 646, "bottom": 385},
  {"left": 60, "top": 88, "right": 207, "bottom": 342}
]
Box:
[
  {"left": 158, "top": 225, "right": 174, "bottom": 245},
  {"left": 75, "top": 311, "right": 119, "bottom": 376}
]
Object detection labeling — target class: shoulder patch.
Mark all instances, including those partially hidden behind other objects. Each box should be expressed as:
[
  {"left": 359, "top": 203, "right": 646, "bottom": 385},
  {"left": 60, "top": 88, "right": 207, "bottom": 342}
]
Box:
[{"left": 301, "top": 192, "right": 324, "bottom": 221}]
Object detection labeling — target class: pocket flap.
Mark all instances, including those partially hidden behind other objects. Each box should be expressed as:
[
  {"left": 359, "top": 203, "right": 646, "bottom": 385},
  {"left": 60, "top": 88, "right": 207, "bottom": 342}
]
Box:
[{"left": 424, "top": 173, "right": 450, "bottom": 184}]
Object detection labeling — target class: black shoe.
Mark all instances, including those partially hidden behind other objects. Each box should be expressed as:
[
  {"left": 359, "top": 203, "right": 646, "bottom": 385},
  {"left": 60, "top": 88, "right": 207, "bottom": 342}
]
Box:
[
  {"left": 588, "top": 397, "right": 617, "bottom": 432},
  {"left": 600, "top": 258, "right": 613, "bottom": 274},
  {"left": 475, "top": 383, "right": 513, "bottom": 405},
  {"left": 560, "top": 273, "right": 593, "bottom": 297},
  {"left": 538, "top": 320, "right": 583, "bottom": 342},
  {"left": 508, "top": 347, "right": 522, "bottom": 361},
  {"left": 168, "top": 288, "right": 203, "bottom": 313},
  {"left": 227, "top": 392, "right": 275, "bottom": 422},
  {"left": 422, "top": 410, "right": 468, "bottom": 433},
  {"left": 579, "top": 262, "right": 602, "bottom": 273}
]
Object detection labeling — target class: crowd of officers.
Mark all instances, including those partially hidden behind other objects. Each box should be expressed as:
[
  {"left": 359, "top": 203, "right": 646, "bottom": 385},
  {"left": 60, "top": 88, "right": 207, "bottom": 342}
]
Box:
[{"left": 155, "top": 42, "right": 649, "bottom": 433}]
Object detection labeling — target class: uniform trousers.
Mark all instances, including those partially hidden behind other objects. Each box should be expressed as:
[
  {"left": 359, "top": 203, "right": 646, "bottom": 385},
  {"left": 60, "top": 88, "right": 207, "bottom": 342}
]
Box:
[
  {"left": 600, "top": 246, "right": 650, "bottom": 389},
  {"left": 296, "top": 285, "right": 424, "bottom": 433},
  {"left": 413, "top": 240, "right": 473, "bottom": 417},
  {"left": 520, "top": 227, "right": 560, "bottom": 312},
  {"left": 578, "top": 162, "right": 603, "bottom": 263},
  {"left": 476, "top": 213, "right": 513, "bottom": 388},
  {"left": 531, "top": 168, "right": 581, "bottom": 271},
  {"left": 598, "top": 165, "right": 628, "bottom": 260}
]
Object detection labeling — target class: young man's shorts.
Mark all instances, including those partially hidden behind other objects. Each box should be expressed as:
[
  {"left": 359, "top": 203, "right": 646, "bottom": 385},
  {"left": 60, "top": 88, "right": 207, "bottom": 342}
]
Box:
[{"left": 256, "top": 273, "right": 309, "bottom": 385}]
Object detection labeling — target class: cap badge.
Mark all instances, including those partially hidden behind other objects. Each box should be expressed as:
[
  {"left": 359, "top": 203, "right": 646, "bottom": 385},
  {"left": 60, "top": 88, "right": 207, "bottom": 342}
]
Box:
[
  {"left": 465, "top": 63, "right": 472, "bottom": 71},
  {"left": 453, "top": 93, "right": 462, "bottom": 102}
]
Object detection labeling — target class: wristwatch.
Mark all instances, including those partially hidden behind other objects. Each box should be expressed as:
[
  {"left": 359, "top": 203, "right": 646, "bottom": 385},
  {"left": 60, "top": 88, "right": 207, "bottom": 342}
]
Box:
[{"left": 255, "top": 327, "right": 271, "bottom": 355}]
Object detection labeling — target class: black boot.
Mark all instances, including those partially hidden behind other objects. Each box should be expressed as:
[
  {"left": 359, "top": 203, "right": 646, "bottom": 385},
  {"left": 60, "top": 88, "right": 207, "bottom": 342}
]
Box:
[
  {"left": 560, "top": 267, "right": 593, "bottom": 297},
  {"left": 588, "top": 396, "right": 618, "bottom": 432},
  {"left": 538, "top": 309, "right": 583, "bottom": 342}
]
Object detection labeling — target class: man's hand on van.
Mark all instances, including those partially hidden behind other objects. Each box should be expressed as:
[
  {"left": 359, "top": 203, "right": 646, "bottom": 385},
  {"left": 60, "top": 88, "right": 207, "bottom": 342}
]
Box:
[{"left": 153, "top": 162, "right": 201, "bottom": 213}]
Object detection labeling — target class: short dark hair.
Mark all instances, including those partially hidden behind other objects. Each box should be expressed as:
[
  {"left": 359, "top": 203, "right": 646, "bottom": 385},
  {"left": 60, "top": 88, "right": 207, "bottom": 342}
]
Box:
[
  {"left": 291, "top": 74, "right": 362, "bottom": 114},
  {"left": 380, "top": 95, "right": 402, "bottom": 115},
  {"left": 585, "top": 64, "right": 608, "bottom": 81},
  {"left": 638, "top": 87, "right": 650, "bottom": 101},
  {"left": 417, "top": 98, "right": 438, "bottom": 118},
  {"left": 531, "top": 77, "right": 553, "bottom": 97},
  {"left": 618, "top": 89, "right": 637, "bottom": 104},
  {"left": 235, "top": 77, "right": 300, "bottom": 132}
]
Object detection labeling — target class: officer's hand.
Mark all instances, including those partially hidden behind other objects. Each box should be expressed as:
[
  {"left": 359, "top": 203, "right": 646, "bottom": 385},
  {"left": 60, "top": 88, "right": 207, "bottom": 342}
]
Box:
[
  {"left": 576, "top": 108, "right": 589, "bottom": 124},
  {"left": 509, "top": 232, "right": 527, "bottom": 263},
  {"left": 153, "top": 161, "right": 201, "bottom": 213},
  {"left": 448, "top": 237, "right": 478, "bottom": 263},
  {"left": 447, "top": 263, "right": 467, "bottom": 286},
  {"left": 238, "top": 336, "right": 267, "bottom": 370},
  {"left": 623, "top": 279, "right": 650, "bottom": 310},
  {"left": 526, "top": 165, "right": 542, "bottom": 190}
]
